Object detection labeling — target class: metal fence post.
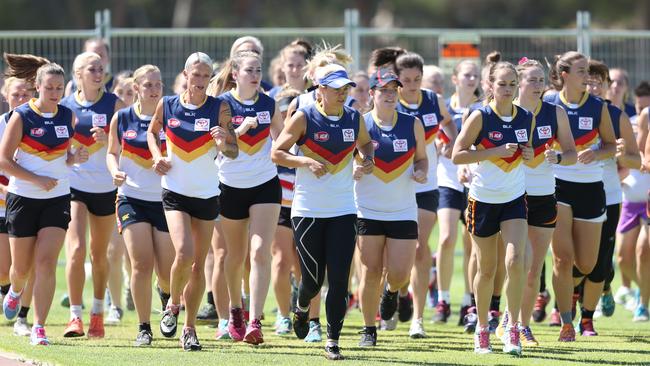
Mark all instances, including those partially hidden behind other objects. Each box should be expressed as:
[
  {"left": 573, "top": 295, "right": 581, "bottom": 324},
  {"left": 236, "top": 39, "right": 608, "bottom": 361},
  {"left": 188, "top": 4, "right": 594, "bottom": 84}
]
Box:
[
  {"left": 344, "top": 8, "right": 360, "bottom": 72},
  {"left": 577, "top": 10, "right": 591, "bottom": 57},
  {"left": 95, "top": 10, "right": 103, "bottom": 38}
]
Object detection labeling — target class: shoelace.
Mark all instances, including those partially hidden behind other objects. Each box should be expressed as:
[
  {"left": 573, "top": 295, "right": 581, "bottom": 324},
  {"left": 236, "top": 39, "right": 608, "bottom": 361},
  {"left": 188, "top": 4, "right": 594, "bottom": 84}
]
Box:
[
  {"left": 35, "top": 327, "right": 46, "bottom": 338},
  {"left": 521, "top": 327, "right": 535, "bottom": 341},
  {"left": 6, "top": 295, "right": 19, "bottom": 309},
  {"left": 478, "top": 330, "right": 490, "bottom": 348},
  {"left": 509, "top": 325, "right": 520, "bottom": 346}
]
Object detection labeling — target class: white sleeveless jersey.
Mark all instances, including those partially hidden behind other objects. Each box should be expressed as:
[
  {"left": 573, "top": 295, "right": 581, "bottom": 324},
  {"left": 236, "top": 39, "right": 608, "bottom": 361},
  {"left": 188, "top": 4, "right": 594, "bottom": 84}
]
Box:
[{"left": 0, "top": 113, "right": 9, "bottom": 216}]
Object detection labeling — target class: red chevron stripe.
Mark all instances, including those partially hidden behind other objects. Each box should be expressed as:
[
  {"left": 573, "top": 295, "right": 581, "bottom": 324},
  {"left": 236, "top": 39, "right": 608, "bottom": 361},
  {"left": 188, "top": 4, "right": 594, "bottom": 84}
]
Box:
[
  {"left": 533, "top": 137, "right": 555, "bottom": 156},
  {"left": 574, "top": 130, "right": 598, "bottom": 146},
  {"left": 21, "top": 135, "right": 69, "bottom": 153},
  {"left": 73, "top": 132, "right": 96, "bottom": 147},
  {"left": 165, "top": 129, "right": 213, "bottom": 153},
  {"left": 374, "top": 148, "right": 415, "bottom": 173},
  {"left": 478, "top": 138, "right": 521, "bottom": 163},
  {"left": 122, "top": 141, "right": 152, "bottom": 160},
  {"left": 280, "top": 179, "right": 294, "bottom": 191},
  {"left": 239, "top": 127, "right": 270, "bottom": 146},
  {"left": 425, "top": 126, "right": 440, "bottom": 139},
  {"left": 303, "top": 138, "right": 355, "bottom": 165}
]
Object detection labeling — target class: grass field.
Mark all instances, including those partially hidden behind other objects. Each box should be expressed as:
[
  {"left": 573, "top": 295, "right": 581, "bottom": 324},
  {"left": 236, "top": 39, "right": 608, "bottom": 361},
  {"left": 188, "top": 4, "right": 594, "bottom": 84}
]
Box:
[{"left": 0, "top": 229, "right": 649, "bottom": 366}]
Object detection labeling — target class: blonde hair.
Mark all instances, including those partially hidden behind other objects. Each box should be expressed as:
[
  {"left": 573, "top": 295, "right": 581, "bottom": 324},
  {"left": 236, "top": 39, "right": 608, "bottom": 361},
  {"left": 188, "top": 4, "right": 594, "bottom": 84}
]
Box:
[
  {"left": 131, "top": 64, "right": 161, "bottom": 103},
  {"left": 305, "top": 44, "right": 352, "bottom": 84},
  {"left": 207, "top": 51, "right": 261, "bottom": 97},
  {"left": 1, "top": 76, "right": 31, "bottom": 98},
  {"left": 230, "top": 36, "right": 264, "bottom": 57},
  {"left": 184, "top": 52, "right": 212, "bottom": 71},
  {"left": 72, "top": 51, "right": 102, "bottom": 84}
]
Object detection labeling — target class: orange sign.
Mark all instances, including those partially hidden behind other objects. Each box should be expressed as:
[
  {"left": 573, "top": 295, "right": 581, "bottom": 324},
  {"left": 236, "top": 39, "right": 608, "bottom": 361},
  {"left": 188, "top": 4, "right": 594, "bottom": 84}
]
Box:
[{"left": 441, "top": 43, "right": 480, "bottom": 58}]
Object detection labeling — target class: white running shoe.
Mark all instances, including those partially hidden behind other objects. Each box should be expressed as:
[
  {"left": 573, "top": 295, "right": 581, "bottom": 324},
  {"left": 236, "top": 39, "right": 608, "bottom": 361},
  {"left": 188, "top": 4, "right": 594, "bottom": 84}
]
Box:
[
  {"left": 380, "top": 315, "right": 397, "bottom": 331},
  {"left": 409, "top": 318, "right": 426, "bottom": 338},
  {"left": 14, "top": 317, "right": 31, "bottom": 337}
]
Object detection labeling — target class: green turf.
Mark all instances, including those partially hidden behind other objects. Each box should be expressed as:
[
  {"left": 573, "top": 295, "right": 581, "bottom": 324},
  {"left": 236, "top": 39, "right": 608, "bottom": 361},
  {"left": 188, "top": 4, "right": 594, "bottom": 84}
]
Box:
[{"left": 0, "top": 227, "right": 649, "bottom": 365}]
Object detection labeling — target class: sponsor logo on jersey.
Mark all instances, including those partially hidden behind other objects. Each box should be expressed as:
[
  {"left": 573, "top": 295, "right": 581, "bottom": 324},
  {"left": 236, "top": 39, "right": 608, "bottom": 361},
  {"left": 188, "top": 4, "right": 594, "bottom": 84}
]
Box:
[
  {"left": 257, "top": 111, "right": 271, "bottom": 124},
  {"left": 232, "top": 116, "right": 245, "bottom": 126},
  {"left": 515, "top": 129, "right": 528, "bottom": 142},
  {"left": 342, "top": 128, "right": 355, "bottom": 142},
  {"left": 55, "top": 126, "right": 69, "bottom": 138},
  {"left": 30, "top": 128, "right": 45, "bottom": 137},
  {"left": 537, "top": 125, "right": 552, "bottom": 139},
  {"left": 314, "top": 131, "right": 329, "bottom": 142},
  {"left": 124, "top": 130, "right": 137, "bottom": 140},
  {"left": 92, "top": 114, "right": 107, "bottom": 127},
  {"left": 194, "top": 118, "right": 210, "bottom": 131},
  {"left": 488, "top": 131, "right": 503, "bottom": 141},
  {"left": 578, "top": 117, "right": 593, "bottom": 130},
  {"left": 393, "top": 139, "right": 408, "bottom": 152},
  {"left": 167, "top": 118, "right": 181, "bottom": 128}
]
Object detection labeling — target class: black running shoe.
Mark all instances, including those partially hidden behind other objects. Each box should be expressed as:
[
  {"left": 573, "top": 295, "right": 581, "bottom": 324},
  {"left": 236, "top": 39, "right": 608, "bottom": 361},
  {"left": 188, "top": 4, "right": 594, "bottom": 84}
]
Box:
[
  {"left": 197, "top": 303, "right": 218, "bottom": 322},
  {"left": 358, "top": 328, "right": 377, "bottom": 347},
  {"left": 464, "top": 307, "right": 477, "bottom": 334},
  {"left": 380, "top": 288, "right": 398, "bottom": 321},
  {"left": 293, "top": 307, "right": 310, "bottom": 339},
  {"left": 160, "top": 308, "right": 178, "bottom": 338},
  {"left": 325, "top": 343, "right": 344, "bottom": 360},
  {"left": 180, "top": 327, "right": 202, "bottom": 351},
  {"left": 397, "top": 292, "right": 414, "bottom": 322},
  {"left": 135, "top": 329, "right": 153, "bottom": 347},
  {"left": 458, "top": 305, "right": 470, "bottom": 326},
  {"left": 156, "top": 287, "right": 170, "bottom": 312}
]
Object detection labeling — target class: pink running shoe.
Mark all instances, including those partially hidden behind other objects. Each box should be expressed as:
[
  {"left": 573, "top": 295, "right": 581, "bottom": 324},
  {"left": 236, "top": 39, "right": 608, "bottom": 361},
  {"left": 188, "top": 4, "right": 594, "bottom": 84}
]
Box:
[
  {"left": 244, "top": 318, "right": 264, "bottom": 345},
  {"left": 228, "top": 307, "right": 246, "bottom": 341}
]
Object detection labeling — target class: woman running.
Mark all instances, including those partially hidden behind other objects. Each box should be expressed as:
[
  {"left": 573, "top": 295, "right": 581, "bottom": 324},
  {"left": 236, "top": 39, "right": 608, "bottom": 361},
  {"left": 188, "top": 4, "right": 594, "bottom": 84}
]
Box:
[
  {"left": 148, "top": 52, "right": 237, "bottom": 351},
  {"left": 355, "top": 68, "right": 428, "bottom": 346},
  {"left": 0, "top": 53, "right": 87, "bottom": 345},
  {"left": 60, "top": 51, "right": 125, "bottom": 338},
  {"left": 106, "top": 64, "right": 175, "bottom": 346},
  {"left": 545, "top": 51, "right": 616, "bottom": 342},
  {"left": 452, "top": 58, "right": 533, "bottom": 356},
  {"left": 271, "top": 64, "right": 374, "bottom": 360}
]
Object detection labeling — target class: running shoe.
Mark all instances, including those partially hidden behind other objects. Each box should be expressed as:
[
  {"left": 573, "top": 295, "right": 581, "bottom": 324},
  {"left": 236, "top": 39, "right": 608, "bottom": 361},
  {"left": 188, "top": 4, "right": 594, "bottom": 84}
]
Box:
[
  {"left": 60, "top": 293, "right": 70, "bottom": 308},
  {"left": 197, "top": 303, "right": 218, "bottom": 322},
  {"left": 292, "top": 307, "right": 310, "bottom": 340},
  {"left": 488, "top": 310, "right": 500, "bottom": 334},
  {"left": 458, "top": 305, "right": 470, "bottom": 326},
  {"left": 244, "top": 318, "right": 264, "bottom": 345},
  {"left": 135, "top": 329, "right": 153, "bottom": 347},
  {"left": 474, "top": 326, "right": 492, "bottom": 354},
  {"left": 3, "top": 292, "right": 21, "bottom": 321},
  {"left": 304, "top": 321, "right": 322, "bottom": 342},
  {"left": 614, "top": 286, "right": 633, "bottom": 305},
  {"left": 228, "top": 307, "right": 247, "bottom": 341},
  {"left": 88, "top": 313, "right": 105, "bottom": 338},
  {"left": 379, "top": 288, "right": 398, "bottom": 320},
  {"left": 599, "top": 291, "right": 615, "bottom": 317},
  {"left": 63, "top": 317, "right": 85, "bottom": 337},
  {"left": 520, "top": 326, "right": 539, "bottom": 346},
  {"left": 358, "top": 327, "right": 377, "bottom": 347},
  {"left": 495, "top": 310, "right": 509, "bottom": 340},
  {"left": 626, "top": 288, "right": 641, "bottom": 311},
  {"left": 532, "top": 290, "right": 550, "bottom": 322},
  {"left": 432, "top": 300, "right": 451, "bottom": 324},
  {"left": 380, "top": 315, "right": 397, "bottom": 331},
  {"left": 125, "top": 288, "right": 135, "bottom": 311},
  {"left": 346, "top": 292, "right": 358, "bottom": 314},
  {"left": 577, "top": 318, "right": 598, "bottom": 336},
  {"left": 30, "top": 326, "right": 49, "bottom": 346},
  {"left": 324, "top": 343, "right": 344, "bottom": 360},
  {"left": 409, "top": 318, "right": 426, "bottom": 339},
  {"left": 558, "top": 323, "right": 575, "bottom": 342},
  {"left": 105, "top": 306, "right": 123, "bottom": 325},
  {"left": 633, "top": 305, "right": 649, "bottom": 322},
  {"left": 397, "top": 292, "right": 414, "bottom": 322},
  {"left": 13, "top": 317, "right": 31, "bottom": 337},
  {"left": 464, "top": 307, "right": 478, "bottom": 334},
  {"left": 275, "top": 316, "right": 292, "bottom": 335},
  {"left": 549, "top": 308, "right": 561, "bottom": 327},
  {"left": 216, "top": 319, "right": 232, "bottom": 340},
  {"left": 502, "top": 323, "right": 522, "bottom": 356},
  {"left": 180, "top": 327, "right": 202, "bottom": 351},
  {"left": 160, "top": 307, "right": 178, "bottom": 338}
]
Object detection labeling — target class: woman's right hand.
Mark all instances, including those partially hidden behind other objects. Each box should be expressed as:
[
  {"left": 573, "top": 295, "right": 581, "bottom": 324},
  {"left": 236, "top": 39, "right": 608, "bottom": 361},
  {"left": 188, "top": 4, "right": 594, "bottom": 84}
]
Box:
[
  {"left": 112, "top": 171, "right": 127, "bottom": 186},
  {"left": 34, "top": 175, "right": 58, "bottom": 191},
  {"left": 152, "top": 157, "right": 172, "bottom": 176},
  {"left": 306, "top": 158, "right": 327, "bottom": 178},
  {"left": 494, "top": 143, "right": 519, "bottom": 158}
]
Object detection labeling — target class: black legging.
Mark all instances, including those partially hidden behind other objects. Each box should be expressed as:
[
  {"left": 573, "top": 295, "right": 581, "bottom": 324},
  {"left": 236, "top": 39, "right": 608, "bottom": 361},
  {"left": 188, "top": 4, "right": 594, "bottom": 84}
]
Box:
[
  {"left": 291, "top": 214, "right": 357, "bottom": 341},
  {"left": 587, "top": 204, "right": 620, "bottom": 283}
]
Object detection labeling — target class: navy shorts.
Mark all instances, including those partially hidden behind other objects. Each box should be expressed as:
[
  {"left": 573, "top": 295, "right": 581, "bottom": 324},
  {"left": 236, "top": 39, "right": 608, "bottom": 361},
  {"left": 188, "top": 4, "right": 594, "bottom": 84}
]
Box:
[
  {"left": 161, "top": 189, "right": 220, "bottom": 221},
  {"left": 278, "top": 206, "right": 292, "bottom": 229},
  {"left": 6, "top": 193, "right": 71, "bottom": 237},
  {"left": 117, "top": 195, "right": 168, "bottom": 233},
  {"left": 527, "top": 194, "right": 557, "bottom": 228},
  {"left": 438, "top": 186, "right": 467, "bottom": 211},
  {"left": 416, "top": 190, "right": 439, "bottom": 213},
  {"left": 0, "top": 217, "right": 7, "bottom": 234},
  {"left": 219, "top": 176, "right": 281, "bottom": 220},
  {"left": 466, "top": 195, "right": 527, "bottom": 237},
  {"left": 555, "top": 178, "right": 606, "bottom": 221},
  {"left": 70, "top": 188, "right": 117, "bottom": 217},
  {"left": 357, "top": 218, "right": 418, "bottom": 240}
]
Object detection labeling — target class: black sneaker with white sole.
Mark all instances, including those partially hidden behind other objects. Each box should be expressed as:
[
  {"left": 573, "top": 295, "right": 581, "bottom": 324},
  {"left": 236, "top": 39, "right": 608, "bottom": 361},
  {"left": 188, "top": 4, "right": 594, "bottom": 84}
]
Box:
[
  {"left": 180, "top": 327, "right": 202, "bottom": 351},
  {"left": 325, "top": 343, "right": 344, "bottom": 360},
  {"left": 358, "top": 327, "right": 377, "bottom": 347},
  {"left": 160, "top": 308, "right": 178, "bottom": 338},
  {"left": 135, "top": 329, "right": 153, "bottom": 346},
  {"left": 293, "top": 307, "right": 309, "bottom": 339},
  {"left": 379, "top": 288, "right": 398, "bottom": 321}
]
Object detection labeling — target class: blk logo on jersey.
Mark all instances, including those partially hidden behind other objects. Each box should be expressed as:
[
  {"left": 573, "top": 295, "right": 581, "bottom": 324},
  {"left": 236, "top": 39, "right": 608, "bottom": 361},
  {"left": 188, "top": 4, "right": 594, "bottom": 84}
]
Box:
[
  {"left": 422, "top": 113, "right": 438, "bottom": 127},
  {"left": 257, "top": 111, "right": 271, "bottom": 124},
  {"left": 515, "top": 129, "right": 528, "bottom": 142},
  {"left": 168, "top": 118, "right": 181, "bottom": 128},
  {"left": 537, "top": 126, "right": 552, "bottom": 139},
  {"left": 579, "top": 117, "right": 593, "bottom": 130},
  {"left": 92, "top": 114, "right": 107, "bottom": 127},
  {"left": 55, "top": 126, "right": 69, "bottom": 138},
  {"left": 30, "top": 128, "right": 45, "bottom": 137},
  {"left": 314, "top": 131, "right": 329, "bottom": 142},
  {"left": 124, "top": 130, "right": 137, "bottom": 140},
  {"left": 488, "top": 131, "right": 503, "bottom": 141},
  {"left": 194, "top": 118, "right": 210, "bottom": 132},
  {"left": 232, "top": 116, "right": 244, "bottom": 126},
  {"left": 393, "top": 139, "right": 408, "bottom": 152},
  {"left": 342, "top": 128, "right": 355, "bottom": 142}
]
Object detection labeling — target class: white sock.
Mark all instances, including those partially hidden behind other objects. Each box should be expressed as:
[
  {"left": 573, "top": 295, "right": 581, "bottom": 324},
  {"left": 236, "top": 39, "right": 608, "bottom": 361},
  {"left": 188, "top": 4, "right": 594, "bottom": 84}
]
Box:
[
  {"left": 8, "top": 287, "right": 22, "bottom": 298},
  {"left": 438, "top": 290, "right": 451, "bottom": 303},
  {"left": 462, "top": 293, "right": 472, "bottom": 307},
  {"left": 91, "top": 298, "right": 104, "bottom": 315},
  {"left": 70, "top": 305, "right": 83, "bottom": 320}
]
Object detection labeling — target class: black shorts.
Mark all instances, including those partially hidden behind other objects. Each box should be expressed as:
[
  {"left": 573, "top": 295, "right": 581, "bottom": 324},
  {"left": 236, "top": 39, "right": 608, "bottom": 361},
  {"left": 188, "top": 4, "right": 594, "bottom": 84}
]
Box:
[
  {"left": 0, "top": 217, "right": 7, "bottom": 234},
  {"left": 527, "top": 194, "right": 557, "bottom": 228},
  {"left": 466, "top": 195, "right": 527, "bottom": 238},
  {"left": 70, "top": 188, "right": 117, "bottom": 217},
  {"left": 278, "top": 206, "right": 292, "bottom": 229},
  {"left": 6, "top": 193, "right": 71, "bottom": 237},
  {"left": 357, "top": 218, "right": 418, "bottom": 240},
  {"left": 117, "top": 195, "right": 169, "bottom": 233},
  {"left": 438, "top": 186, "right": 467, "bottom": 211},
  {"left": 555, "top": 178, "right": 606, "bottom": 222},
  {"left": 219, "top": 176, "right": 281, "bottom": 220},
  {"left": 416, "top": 190, "right": 439, "bottom": 213},
  {"left": 161, "top": 189, "right": 220, "bottom": 221}
]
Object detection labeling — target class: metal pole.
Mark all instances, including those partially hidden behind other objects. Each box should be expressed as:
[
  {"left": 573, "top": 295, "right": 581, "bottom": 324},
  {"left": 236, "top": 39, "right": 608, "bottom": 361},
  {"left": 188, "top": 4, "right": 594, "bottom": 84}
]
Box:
[
  {"left": 94, "top": 10, "right": 102, "bottom": 38},
  {"left": 344, "top": 9, "right": 360, "bottom": 72},
  {"left": 103, "top": 9, "right": 112, "bottom": 73},
  {"left": 583, "top": 11, "right": 591, "bottom": 58},
  {"left": 577, "top": 10, "right": 584, "bottom": 53}
]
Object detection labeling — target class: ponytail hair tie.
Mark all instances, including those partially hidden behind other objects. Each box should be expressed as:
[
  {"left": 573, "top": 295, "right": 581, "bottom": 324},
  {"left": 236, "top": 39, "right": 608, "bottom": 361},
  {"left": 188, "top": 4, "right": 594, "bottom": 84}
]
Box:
[{"left": 518, "top": 57, "right": 529, "bottom": 65}]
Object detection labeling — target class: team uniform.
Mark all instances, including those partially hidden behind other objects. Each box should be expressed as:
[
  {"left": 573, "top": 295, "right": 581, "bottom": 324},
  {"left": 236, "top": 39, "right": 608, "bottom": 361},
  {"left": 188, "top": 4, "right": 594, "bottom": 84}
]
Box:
[
  {"left": 0, "top": 113, "right": 11, "bottom": 234},
  {"left": 115, "top": 105, "right": 168, "bottom": 233},
  {"left": 354, "top": 111, "right": 418, "bottom": 239},
  {"left": 6, "top": 100, "right": 73, "bottom": 237},
  {"left": 217, "top": 91, "right": 281, "bottom": 219},
  {"left": 60, "top": 91, "right": 118, "bottom": 216},
  {"left": 277, "top": 165, "right": 295, "bottom": 228},
  {"left": 523, "top": 101, "right": 558, "bottom": 228},
  {"left": 396, "top": 89, "right": 442, "bottom": 212},
  {"left": 544, "top": 92, "right": 607, "bottom": 222},
  {"left": 160, "top": 94, "right": 222, "bottom": 220},
  {"left": 465, "top": 104, "right": 534, "bottom": 238},
  {"left": 291, "top": 102, "right": 360, "bottom": 342}
]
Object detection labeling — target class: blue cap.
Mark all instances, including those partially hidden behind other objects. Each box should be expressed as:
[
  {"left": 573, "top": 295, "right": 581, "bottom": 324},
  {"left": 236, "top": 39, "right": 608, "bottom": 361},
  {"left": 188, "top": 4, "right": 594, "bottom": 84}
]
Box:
[
  {"left": 369, "top": 68, "right": 402, "bottom": 89},
  {"left": 318, "top": 69, "right": 356, "bottom": 89}
]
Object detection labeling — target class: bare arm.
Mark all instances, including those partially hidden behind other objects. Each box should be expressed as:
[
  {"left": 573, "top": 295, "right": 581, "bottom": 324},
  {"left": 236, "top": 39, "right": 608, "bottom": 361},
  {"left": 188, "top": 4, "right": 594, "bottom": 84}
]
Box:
[
  {"left": 106, "top": 113, "right": 126, "bottom": 186},
  {"left": 637, "top": 107, "right": 649, "bottom": 159},
  {"left": 147, "top": 99, "right": 171, "bottom": 175},
  {"left": 271, "top": 111, "right": 310, "bottom": 168},
  {"left": 215, "top": 102, "right": 238, "bottom": 159},
  {"left": 452, "top": 110, "right": 518, "bottom": 164},
  {"left": 270, "top": 103, "right": 284, "bottom": 141},
  {"left": 553, "top": 106, "right": 577, "bottom": 165},
  {"left": 617, "top": 112, "right": 641, "bottom": 169},
  {"left": 413, "top": 117, "right": 428, "bottom": 182},
  {"left": 595, "top": 104, "right": 616, "bottom": 160}
]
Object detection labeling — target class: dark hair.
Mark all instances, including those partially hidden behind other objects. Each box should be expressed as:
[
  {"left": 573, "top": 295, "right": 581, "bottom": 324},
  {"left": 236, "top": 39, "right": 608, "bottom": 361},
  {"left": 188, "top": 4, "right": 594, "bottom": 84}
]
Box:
[
  {"left": 547, "top": 51, "right": 586, "bottom": 90},
  {"left": 588, "top": 59, "right": 610, "bottom": 83},
  {"left": 368, "top": 47, "right": 406, "bottom": 72},
  {"left": 483, "top": 51, "right": 517, "bottom": 101},
  {"left": 4, "top": 53, "right": 64, "bottom": 85},
  {"left": 395, "top": 52, "right": 424, "bottom": 75},
  {"left": 634, "top": 81, "right": 650, "bottom": 97}
]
